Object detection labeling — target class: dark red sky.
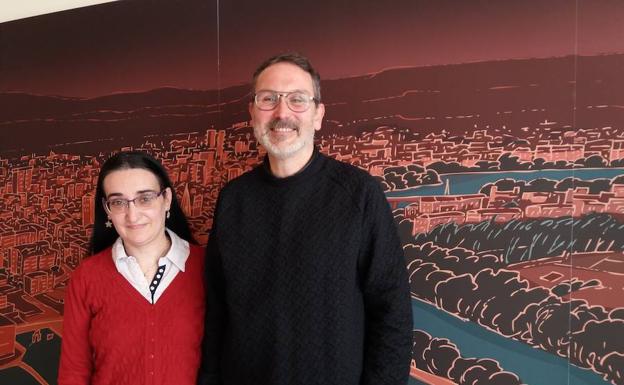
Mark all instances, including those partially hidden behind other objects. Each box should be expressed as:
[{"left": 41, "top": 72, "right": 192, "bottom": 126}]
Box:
[{"left": 1, "top": 0, "right": 623, "bottom": 98}]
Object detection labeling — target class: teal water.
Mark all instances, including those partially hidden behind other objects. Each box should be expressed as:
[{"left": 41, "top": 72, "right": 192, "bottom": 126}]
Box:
[
  {"left": 387, "top": 168, "right": 624, "bottom": 197},
  {"left": 412, "top": 299, "right": 609, "bottom": 385}
]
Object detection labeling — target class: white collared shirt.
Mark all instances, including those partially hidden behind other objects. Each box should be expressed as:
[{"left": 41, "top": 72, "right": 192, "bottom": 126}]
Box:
[{"left": 112, "top": 228, "right": 190, "bottom": 304}]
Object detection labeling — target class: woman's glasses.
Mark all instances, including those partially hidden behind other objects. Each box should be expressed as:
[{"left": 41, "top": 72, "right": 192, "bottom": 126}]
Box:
[{"left": 103, "top": 190, "right": 165, "bottom": 214}]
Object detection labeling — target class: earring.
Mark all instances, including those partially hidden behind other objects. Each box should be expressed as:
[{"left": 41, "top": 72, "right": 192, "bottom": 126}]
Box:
[
  {"left": 166, "top": 210, "right": 170, "bottom": 219},
  {"left": 105, "top": 218, "right": 112, "bottom": 228}
]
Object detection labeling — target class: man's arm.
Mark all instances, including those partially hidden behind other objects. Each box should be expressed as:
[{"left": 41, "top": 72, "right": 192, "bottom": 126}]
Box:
[
  {"left": 197, "top": 204, "right": 226, "bottom": 385},
  {"left": 359, "top": 180, "right": 413, "bottom": 385}
]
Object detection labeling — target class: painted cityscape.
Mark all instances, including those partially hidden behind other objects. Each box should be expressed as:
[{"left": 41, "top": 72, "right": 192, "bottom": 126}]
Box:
[
  {"left": 4, "top": 0, "right": 624, "bottom": 384},
  {"left": 1, "top": 50, "right": 624, "bottom": 385}
]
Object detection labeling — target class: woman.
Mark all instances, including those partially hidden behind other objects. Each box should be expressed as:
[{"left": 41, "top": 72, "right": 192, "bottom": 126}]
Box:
[{"left": 59, "top": 151, "right": 205, "bottom": 385}]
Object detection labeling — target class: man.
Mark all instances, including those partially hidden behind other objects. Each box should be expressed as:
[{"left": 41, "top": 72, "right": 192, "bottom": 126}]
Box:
[{"left": 199, "top": 53, "right": 412, "bottom": 385}]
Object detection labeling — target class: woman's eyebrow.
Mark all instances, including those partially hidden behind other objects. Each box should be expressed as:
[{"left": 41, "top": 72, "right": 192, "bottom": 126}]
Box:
[{"left": 105, "top": 189, "right": 158, "bottom": 198}]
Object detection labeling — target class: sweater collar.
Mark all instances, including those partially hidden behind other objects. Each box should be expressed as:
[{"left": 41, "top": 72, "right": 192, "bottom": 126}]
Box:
[{"left": 261, "top": 147, "right": 324, "bottom": 184}]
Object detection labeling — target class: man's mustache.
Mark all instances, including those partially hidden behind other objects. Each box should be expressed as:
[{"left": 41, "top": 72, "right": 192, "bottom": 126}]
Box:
[{"left": 268, "top": 119, "right": 299, "bottom": 131}]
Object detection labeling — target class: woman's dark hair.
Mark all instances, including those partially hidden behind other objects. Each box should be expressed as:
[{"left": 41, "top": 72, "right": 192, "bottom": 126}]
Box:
[{"left": 89, "top": 150, "right": 196, "bottom": 254}]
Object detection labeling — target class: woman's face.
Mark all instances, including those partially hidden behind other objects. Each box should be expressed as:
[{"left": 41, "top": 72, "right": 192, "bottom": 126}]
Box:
[{"left": 102, "top": 168, "right": 171, "bottom": 251}]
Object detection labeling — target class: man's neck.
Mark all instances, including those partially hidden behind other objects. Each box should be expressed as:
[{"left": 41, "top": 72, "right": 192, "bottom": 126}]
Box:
[{"left": 268, "top": 146, "right": 314, "bottom": 178}]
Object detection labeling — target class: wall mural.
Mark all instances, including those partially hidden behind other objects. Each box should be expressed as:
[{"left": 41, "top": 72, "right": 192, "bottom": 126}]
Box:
[{"left": 1, "top": 1, "right": 623, "bottom": 384}]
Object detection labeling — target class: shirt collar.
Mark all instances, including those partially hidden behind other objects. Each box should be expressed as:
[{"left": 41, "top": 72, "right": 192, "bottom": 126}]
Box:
[
  {"left": 163, "top": 228, "right": 190, "bottom": 272},
  {"left": 112, "top": 228, "right": 190, "bottom": 272}
]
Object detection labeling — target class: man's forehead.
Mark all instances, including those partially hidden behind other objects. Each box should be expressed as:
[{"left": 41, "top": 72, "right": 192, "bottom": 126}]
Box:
[{"left": 256, "top": 62, "right": 314, "bottom": 91}]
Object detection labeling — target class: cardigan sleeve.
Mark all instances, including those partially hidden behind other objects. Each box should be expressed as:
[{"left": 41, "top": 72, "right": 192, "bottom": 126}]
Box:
[
  {"left": 359, "top": 180, "right": 413, "bottom": 385},
  {"left": 58, "top": 264, "right": 93, "bottom": 385}
]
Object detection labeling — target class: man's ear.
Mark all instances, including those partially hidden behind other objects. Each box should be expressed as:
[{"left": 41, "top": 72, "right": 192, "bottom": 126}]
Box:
[
  {"left": 313, "top": 103, "right": 325, "bottom": 131},
  {"left": 248, "top": 102, "right": 255, "bottom": 126}
]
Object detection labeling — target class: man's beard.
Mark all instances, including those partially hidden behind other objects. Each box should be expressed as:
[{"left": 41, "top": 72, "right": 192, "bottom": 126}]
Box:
[{"left": 254, "top": 118, "right": 313, "bottom": 160}]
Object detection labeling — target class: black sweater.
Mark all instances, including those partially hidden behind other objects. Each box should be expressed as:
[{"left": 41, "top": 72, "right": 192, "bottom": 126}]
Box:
[{"left": 199, "top": 149, "right": 412, "bottom": 385}]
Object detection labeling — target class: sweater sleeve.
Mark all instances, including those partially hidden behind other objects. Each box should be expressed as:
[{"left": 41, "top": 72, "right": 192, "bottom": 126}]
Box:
[
  {"left": 197, "top": 198, "right": 226, "bottom": 385},
  {"left": 58, "top": 265, "right": 93, "bottom": 385},
  {"left": 359, "top": 180, "right": 413, "bottom": 385}
]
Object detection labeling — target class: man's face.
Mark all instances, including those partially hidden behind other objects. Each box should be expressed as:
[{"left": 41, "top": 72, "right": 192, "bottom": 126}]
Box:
[{"left": 249, "top": 62, "right": 324, "bottom": 161}]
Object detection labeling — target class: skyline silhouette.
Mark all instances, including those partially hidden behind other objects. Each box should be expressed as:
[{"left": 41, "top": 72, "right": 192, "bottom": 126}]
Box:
[{"left": 2, "top": 0, "right": 624, "bottom": 97}]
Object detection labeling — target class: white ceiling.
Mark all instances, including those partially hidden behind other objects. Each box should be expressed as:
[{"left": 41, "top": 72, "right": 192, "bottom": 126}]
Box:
[{"left": 0, "top": 0, "right": 118, "bottom": 23}]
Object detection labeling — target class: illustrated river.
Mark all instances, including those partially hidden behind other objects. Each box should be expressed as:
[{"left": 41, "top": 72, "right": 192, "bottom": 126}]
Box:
[
  {"left": 409, "top": 299, "right": 609, "bottom": 385},
  {"left": 396, "top": 168, "right": 622, "bottom": 384},
  {"left": 387, "top": 168, "right": 624, "bottom": 198}
]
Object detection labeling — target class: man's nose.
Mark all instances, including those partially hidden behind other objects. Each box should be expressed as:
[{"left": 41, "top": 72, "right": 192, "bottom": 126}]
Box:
[{"left": 272, "top": 96, "right": 290, "bottom": 119}]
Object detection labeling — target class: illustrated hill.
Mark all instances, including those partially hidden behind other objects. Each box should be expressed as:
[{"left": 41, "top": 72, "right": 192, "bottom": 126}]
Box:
[{"left": 2, "top": 54, "right": 623, "bottom": 155}]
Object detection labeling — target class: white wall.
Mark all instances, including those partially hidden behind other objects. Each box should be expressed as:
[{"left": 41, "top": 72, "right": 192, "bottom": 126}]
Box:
[{"left": 0, "top": 0, "right": 117, "bottom": 23}]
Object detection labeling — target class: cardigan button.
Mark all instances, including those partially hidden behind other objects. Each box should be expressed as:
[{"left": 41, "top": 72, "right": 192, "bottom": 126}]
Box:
[
  {"left": 149, "top": 371, "right": 154, "bottom": 376},
  {"left": 149, "top": 354, "right": 155, "bottom": 359}
]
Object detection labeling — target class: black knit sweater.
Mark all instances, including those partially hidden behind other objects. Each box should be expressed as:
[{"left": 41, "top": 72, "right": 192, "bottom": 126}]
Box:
[{"left": 199, "top": 149, "right": 412, "bottom": 385}]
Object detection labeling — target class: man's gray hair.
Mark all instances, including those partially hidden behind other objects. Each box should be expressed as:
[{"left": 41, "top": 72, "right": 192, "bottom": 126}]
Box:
[{"left": 252, "top": 52, "right": 321, "bottom": 102}]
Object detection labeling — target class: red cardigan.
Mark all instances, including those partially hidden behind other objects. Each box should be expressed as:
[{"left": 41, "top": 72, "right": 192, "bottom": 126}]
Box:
[{"left": 58, "top": 244, "right": 205, "bottom": 385}]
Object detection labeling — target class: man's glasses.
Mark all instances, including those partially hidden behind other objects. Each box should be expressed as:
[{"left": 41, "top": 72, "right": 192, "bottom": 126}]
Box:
[
  {"left": 103, "top": 190, "right": 166, "bottom": 214},
  {"left": 253, "top": 90, "right": 318, "bottom": 112}
]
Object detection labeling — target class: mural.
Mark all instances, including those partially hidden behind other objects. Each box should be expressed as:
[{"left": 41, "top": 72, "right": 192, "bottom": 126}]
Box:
[{"left": 1, "top": 1, "right": 623, "bottom": 384}]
